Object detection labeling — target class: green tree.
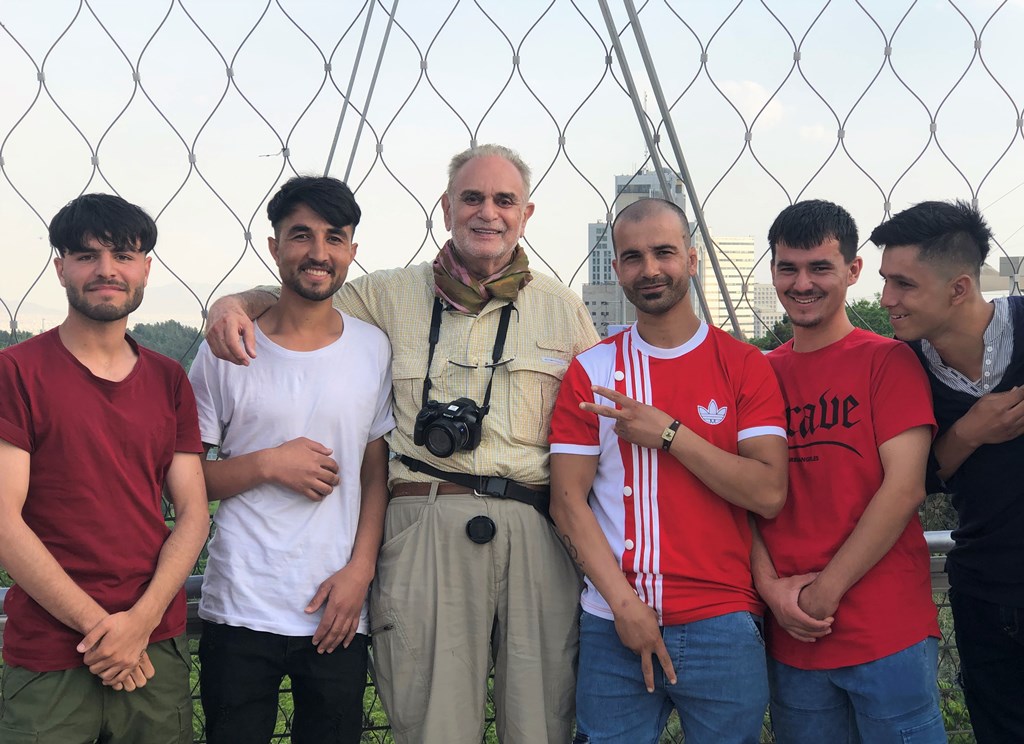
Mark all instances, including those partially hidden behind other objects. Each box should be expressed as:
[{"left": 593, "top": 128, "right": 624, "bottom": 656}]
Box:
[
  {"left": 0, "top": 330, "right": 33, "bottom": 350},
  {"left": 751, "top": 316, "right": 792, "bottom": 351},
  {"left": 847, "top": 295, "right": 893, "bottom": 337},
  {"left": 130, "top": 319, "right": 203, "bottom": 370}
]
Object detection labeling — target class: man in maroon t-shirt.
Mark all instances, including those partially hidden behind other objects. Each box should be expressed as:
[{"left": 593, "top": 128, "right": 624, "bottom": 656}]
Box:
[
  {"left": 0, "top": 194, "right": 209, "bottom": 742},
  {"left": 752, "top": 200, "right": 944, "bottom": 743}
]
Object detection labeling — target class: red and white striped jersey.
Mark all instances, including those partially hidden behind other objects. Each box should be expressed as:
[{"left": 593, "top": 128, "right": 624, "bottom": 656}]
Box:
[{"left": 550, "top": 322, "right": 786, "bottom": 625}]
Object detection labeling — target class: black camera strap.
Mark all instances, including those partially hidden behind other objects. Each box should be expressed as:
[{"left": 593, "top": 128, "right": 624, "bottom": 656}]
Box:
[
  {"left": 420, "top": 296, "right": 515, "bottom": 418},
  {"left": 398, "top": 454, "right": 550, "bottom": 519}
]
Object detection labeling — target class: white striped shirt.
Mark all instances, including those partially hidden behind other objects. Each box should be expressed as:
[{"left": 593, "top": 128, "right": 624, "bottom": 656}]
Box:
[{"left": 920, "top": 298, "right": 1013, "bottom": 396}]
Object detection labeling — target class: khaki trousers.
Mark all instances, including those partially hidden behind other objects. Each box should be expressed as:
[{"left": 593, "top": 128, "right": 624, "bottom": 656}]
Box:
[{"left": 370, "top": 489, "right": 580, "bottom": 744}]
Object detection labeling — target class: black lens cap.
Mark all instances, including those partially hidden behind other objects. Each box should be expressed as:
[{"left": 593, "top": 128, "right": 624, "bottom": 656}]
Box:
[{"left": 465, "top": 515, "right": 496, "bottom": 544}]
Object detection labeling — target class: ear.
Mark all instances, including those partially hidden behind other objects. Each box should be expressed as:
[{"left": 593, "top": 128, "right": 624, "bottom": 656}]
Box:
[
  {"left": 350, "top": 242, "right": 358, "bottom": 261},
  {"left": 847, "top": 256, "right": 863, "bottom": 287},
  {"left": 54, "top": 256, "right": 66, "bottom": 287},
  {"left": 268, "top": 236, "right": 280, "bottom": 265},
  {"left": 612, "top": 257, "right": 620, "bottom": 282},
  {"left": 441, "top": 192, "right": 453, "bottom": 232},
  {"left": 519, "top": 201, "right": 536, "bottom": 237},
  {"left": 687, "top": 246, "right": 698, "bottom": 277},
  {"left": 143, "top": 255, "right": 152, "bottom": 287},
  {"left": 949, "top": 274, "right": 973, "bottom": 306}
]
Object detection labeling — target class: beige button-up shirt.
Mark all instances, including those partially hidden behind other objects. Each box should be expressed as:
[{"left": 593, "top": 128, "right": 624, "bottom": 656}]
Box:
[{"left": 321, "top": 261, "right": 599, "bottom": 486}]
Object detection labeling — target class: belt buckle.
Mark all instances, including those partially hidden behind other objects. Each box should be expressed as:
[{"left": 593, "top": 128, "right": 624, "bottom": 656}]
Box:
[{"left": 475, "top": 476, "right": 509, "bottom": 498}]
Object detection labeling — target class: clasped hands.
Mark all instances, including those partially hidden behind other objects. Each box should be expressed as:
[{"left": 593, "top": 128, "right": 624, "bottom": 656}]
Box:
[{"left": 78, "top": 608, "right": 158, "bottom": 692}]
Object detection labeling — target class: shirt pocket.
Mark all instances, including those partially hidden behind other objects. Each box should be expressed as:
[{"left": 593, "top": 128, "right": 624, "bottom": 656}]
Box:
[
  {"left": 390, "top": 356, "right": 428, "bottom": 427},
  {"left": 506, "top": 339, "right": 571, "bottom": 446}
]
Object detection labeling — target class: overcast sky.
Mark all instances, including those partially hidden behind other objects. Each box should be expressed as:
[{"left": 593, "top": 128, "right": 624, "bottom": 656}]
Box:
[{"left": 2, "top": 0, "right": 1023, "bottom": 332}]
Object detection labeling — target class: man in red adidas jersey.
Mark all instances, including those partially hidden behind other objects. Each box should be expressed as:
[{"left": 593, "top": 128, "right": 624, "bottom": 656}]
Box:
[
  {"left": 549, "top": 198, "right": 788, "bottom": 743},
  {"left": 752, "top": 200, "right": 944, "bottom": 743}
]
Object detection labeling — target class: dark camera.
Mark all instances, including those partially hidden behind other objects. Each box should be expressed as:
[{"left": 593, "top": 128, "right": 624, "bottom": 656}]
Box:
[{"left": 413, "top": 397, "right": 484, "bottom": 458}]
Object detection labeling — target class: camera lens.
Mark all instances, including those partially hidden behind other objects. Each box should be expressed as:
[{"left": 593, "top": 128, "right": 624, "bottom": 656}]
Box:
[{"left": 426, "top": 420, "right": 467, "bottom": 458}]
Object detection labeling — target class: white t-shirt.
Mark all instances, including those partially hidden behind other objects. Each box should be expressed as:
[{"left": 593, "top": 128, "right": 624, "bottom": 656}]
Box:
[{"left": 189, "top": 310, "right": 394, "bottom": 635}]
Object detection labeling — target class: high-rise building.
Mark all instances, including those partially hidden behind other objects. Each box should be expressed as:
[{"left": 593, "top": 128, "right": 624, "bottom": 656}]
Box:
[
  {"left": 691, "top": 230, "right": 764, "bottom": 338},
  {"left": 582, "top": 283, "right": 637, "bottom": 339},
  {"left": 587, "top": 222, "right": 615, "bottom": 285},
  {"left": 749, "top": 281, "right": 784, "bottom": 338}
]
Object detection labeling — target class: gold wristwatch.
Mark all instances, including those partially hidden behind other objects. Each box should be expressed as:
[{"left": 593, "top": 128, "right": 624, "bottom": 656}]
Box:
[{"left": 661, "top": 420, "right": 681, "bottom": 451}]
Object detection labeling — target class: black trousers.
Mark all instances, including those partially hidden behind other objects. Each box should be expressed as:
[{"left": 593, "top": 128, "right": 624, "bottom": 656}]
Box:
[
  {"left": 948, "top": 588, "right": 1024, "bottom": 744},
  {"left": 199, "top": 620, "right": 369, "bottom": 744}
]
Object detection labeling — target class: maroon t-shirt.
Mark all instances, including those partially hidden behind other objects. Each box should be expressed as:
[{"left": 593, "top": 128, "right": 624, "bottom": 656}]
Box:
[{"left": 0, "top": 328, "right": 202, "bottom": 671}]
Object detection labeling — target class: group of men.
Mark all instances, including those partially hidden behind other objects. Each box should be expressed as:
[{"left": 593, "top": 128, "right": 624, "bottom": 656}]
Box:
[{"left": 0, "top": 141, "right": 1020, "bottom": 744}]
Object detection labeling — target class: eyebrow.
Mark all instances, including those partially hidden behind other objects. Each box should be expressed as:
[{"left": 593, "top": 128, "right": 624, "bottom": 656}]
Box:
[
  {"left": 776, "top": 259, "right": 834, "bottom": 269},
  {"left": 284, "top": 223, "right": 346, "bottom": 237},
  {"left": 71, "top": 243, "right": 142, "bottom": 254},
  {"left": 879, "top": 270, "right": 914, "bottom": 283},
  {"left": 459, "top": 189, "right": 520, "bottom": 204}
]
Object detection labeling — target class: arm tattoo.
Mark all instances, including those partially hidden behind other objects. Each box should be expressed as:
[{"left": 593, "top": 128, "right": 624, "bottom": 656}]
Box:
[{"left": 561, "top": 533, "right": 584, "bottom": 571}]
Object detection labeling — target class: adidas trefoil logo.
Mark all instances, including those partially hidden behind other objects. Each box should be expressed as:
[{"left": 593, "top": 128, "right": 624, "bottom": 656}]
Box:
[{"left": 698, "top": 399, "right": 728, "bottom": 425}]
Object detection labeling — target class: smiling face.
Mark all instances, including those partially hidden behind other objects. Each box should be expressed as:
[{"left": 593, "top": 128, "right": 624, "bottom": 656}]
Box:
[
  {"left": 879, "top": 244, "right": 957, "bottom": 342},
  {"left": 269, "top": 203, "right": 356, "bottom": 302},
  {"left": 55, "top": 235, "right": 151, "bottom": 322},
  {"left": 772, "top": 238, "right": 861, "bottom": 333},
  {"left": 441, "top": 154, "right": 535, "bottom": 278},
  {"left": 612, "top": 208, "right": 697, "bottom": 316}
]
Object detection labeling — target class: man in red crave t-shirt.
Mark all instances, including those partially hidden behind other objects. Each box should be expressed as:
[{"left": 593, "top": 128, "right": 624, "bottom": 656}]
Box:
[
  {"left": 752, "top": 199, "right": 944, "bottom": 743},
  {"left": 0, "top": 194, "right": 209, "bottom": 743}
]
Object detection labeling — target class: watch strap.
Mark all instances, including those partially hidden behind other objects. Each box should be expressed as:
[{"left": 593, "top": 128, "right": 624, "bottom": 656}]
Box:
[{"left": 661, "top": 420, "right": 681, "bottom": 451}]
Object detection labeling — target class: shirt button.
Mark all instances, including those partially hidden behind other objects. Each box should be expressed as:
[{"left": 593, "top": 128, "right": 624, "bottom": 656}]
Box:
[
  {"left": 624, "top": 539, "right": 635, "bottom": 550},
  {"left": 986, "top": 359, "right": 992, "bottom": 365},
  {"left": 985, "top": 371, "right": 991, "bottom": 377},
  {"left": 614, "top": 371, "right": 625, "bottom": 381},
  {"left": 623, "top": 486, "right": 633, "bottom": 497},
  {"left": 984, "top": 384, "right": 991, "bottom": 390},
  {"left": 987, "top": 346, "right": 993, "bottom": 352}
]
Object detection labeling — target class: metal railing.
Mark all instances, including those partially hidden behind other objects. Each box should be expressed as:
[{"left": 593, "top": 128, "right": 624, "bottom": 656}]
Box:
[{"left": 0, "top": 531, "right": 976, "bottom": 742}]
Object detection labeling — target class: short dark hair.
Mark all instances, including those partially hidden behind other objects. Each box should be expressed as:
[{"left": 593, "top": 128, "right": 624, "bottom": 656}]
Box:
[
  {"left": 611, "top": 198, "right": 690, "bottom": 256},
  {"left": 267, "top": 176, "right": 361, "bottom": 236},
  {"left": 869, "top": 200, "right": 992, "bottom": 277},
  {"left": 48, "top": 193, "right": 157, "bottom": 256},
  {"left": 767, "top": 200, "right": 858, "bottom": 263}
]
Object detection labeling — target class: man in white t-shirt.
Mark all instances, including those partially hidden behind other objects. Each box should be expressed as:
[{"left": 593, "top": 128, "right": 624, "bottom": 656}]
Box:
[{"left": 188, "top": 176, "right": 394, "bottom": 744}]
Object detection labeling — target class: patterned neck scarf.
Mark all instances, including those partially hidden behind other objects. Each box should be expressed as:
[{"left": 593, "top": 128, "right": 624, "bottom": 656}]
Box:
[{"left": 432, "top": 239, "right": 533, "bottom": 314}]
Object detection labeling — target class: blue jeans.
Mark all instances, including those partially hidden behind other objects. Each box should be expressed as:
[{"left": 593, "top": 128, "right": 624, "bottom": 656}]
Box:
[
  {"left": 768, "top": 637, "right": 945, "bottom": 744},
  {"left": 574, "top": 610, "right": 769, "bottom": 744},
  {"left": 948, "top": 588, "right": 1024, "bottom": 743}
]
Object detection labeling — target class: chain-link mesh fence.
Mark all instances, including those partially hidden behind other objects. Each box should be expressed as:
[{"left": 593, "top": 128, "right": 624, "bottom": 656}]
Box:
[
  {"left": 4, "top": 1, "right": 1022, "bottom": 740},
  {"left": 2, "top": 0, "right": 1022, "bottom": 348}
]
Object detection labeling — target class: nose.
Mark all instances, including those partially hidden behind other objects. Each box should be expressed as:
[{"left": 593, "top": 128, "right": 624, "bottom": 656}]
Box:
[
  {"left": 478, "top": 197, "right": 498, "bottom": 221},
  {"left": 94, "top": 251, "right": 117, "bottom": 276},
  {"left": 640, "top": 253, "right": 661, "bottom": 278},
  {"left": 879, "top": 282, "right": 895, "bottom": 308},
  {"left": 307, "top": 235, "right": 329, "bottom": 260},
  {"left": 792, "top": 269, "right": 813, "bottom": 292}
]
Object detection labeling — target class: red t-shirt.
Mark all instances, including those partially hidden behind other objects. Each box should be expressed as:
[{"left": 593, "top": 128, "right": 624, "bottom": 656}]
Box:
[
  {"left": 0, "top": 329, "right": 202, "bottom": 671},
  {"left": 760, "top": 329, "right": 939, "bottom": 669},
  {"left": 550, "top": 323, "right": 787, "bottom": 625}
]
